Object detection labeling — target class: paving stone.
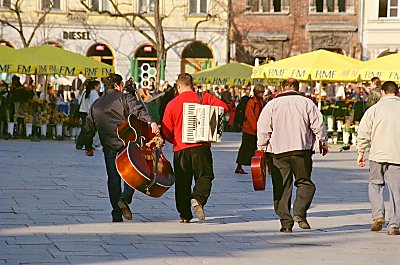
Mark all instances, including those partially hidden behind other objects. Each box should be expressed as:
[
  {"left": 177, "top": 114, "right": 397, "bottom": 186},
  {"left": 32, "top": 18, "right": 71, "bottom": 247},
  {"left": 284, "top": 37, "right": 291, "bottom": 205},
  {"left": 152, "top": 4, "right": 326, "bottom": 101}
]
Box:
[{"left": 1, "top": 135, "right": 399, "bottom": 265}]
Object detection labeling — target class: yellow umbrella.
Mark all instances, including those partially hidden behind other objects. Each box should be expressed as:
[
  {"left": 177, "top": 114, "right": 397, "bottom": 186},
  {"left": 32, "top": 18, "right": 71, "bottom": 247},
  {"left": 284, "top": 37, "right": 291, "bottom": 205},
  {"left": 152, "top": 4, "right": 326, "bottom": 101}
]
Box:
[
  {"left": 193, "top": 62, "right": 265, "bottom": 86},
  {"left": 0, "top": 45, "right": 38, "bottom": 74},
  {"left": 17, "top": 45, "right": 114, "bottom": 78},
  {"left": 252, "top": 49, "right": 361, "bottom": 82},
  {"left": 359, "top": 53, "right": 400, "bottom": 82}
]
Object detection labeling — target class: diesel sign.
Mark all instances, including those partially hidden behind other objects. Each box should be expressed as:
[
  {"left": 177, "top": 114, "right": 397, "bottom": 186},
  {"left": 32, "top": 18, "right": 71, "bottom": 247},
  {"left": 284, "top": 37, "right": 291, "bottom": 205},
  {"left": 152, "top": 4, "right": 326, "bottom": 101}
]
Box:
[{"left": 63, "top": 31, "right": 90, "bottom": 40}]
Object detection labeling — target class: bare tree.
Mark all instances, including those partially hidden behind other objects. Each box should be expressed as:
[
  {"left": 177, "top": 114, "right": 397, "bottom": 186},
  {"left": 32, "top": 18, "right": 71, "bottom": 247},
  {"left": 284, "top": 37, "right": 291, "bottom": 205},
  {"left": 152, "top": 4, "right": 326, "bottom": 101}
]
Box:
[
  {"left": 80, "top": 0, "right": 223, "bottom": 88},
  {"left": 0, "top": 0, "right": 53, "bottom": 48}
]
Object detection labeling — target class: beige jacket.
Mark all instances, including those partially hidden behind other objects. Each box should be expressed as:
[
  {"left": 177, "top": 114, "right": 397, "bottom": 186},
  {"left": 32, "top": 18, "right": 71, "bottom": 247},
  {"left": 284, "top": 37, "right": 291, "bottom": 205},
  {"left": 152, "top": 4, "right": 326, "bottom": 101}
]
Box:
[
  {"left": 356, "top": 95, "right": 400, "bottom": 164},
  {"left": 257, "top": 92, "right": 328, "bottom": 154}
]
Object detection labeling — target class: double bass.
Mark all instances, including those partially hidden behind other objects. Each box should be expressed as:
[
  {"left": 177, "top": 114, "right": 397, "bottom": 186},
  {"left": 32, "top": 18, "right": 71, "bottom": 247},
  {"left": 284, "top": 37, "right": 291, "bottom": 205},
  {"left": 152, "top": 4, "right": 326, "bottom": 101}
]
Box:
[{"left": 115, "top": 113, "right": 175, "bottom": 198}]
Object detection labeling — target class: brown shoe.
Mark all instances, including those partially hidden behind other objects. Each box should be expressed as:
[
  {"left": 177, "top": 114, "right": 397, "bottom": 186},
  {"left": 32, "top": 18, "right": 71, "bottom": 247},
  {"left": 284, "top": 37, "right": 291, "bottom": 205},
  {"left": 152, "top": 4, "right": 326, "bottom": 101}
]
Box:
[
  {"left": 180, "top": 218, "right": 191, "bottom": 223},
  {"left": 387, "top": 227, "right": 400, "bottom": 235},
  {"left": 191, "top": 198, "right": 205, "bottom": 221},
  {"left": 371, "top": 217, "right": 385, "bottom": 231},
  {"left": 118, "top": 200, "right": 132, "bottom": 220},
  {"left": 294, "top": 216, "right": 311, "bottom": 229}
]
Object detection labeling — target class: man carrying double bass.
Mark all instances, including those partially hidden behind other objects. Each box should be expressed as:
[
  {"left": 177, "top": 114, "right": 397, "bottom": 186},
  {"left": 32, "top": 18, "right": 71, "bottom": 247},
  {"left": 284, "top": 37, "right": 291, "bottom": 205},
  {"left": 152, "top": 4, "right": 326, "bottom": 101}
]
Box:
[
  {"left": 161, "top": 73, "right": 228, "bottom": 223},
  {"left": 84, "top": 73, "right": 159, "bottom": 222}
]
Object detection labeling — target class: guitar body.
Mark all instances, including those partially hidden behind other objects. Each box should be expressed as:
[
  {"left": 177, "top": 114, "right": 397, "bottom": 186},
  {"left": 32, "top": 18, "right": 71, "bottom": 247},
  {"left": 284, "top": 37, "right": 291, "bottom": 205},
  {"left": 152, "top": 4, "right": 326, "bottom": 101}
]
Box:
[
  {"left": 116, "top": 114, "right": 175, "bottom": 198},
  {"left": 251, "top": 150, "right": 267, "bottom": 191}
]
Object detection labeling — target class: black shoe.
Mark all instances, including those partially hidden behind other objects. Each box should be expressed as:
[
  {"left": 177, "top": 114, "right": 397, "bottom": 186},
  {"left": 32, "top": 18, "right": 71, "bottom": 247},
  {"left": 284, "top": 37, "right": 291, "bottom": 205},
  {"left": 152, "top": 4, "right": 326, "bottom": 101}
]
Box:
[
  {"left": 112, "top": 217, "right": 123, "bottom": 222},
  {"left": 118, "top": 199, "right": 132, "bottom": 220},
  {"left": 235, "top": 168, "right": 248, "bottom": 174},
  {"left": 294, "top": 216, "right": 311, "bottom": 229},
  {"left": 180, "top": 218, "right": 191, "bottom": 223},
  {"left": 280, "top": 227, "right": 292, "bottom": 233},
  {"left": 76, "top": 145, "right": 84, "bottom": 150}
]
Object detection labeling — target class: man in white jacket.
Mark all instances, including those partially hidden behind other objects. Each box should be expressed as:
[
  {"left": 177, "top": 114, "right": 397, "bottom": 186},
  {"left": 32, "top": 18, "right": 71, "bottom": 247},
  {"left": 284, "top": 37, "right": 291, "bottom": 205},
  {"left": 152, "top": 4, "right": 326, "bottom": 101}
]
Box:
[
  {"left": 357, "top": 81, "right": 400, "bottom": 236},
  {"left": 257, "top": 78, "right": 328, "bottom": 233}
]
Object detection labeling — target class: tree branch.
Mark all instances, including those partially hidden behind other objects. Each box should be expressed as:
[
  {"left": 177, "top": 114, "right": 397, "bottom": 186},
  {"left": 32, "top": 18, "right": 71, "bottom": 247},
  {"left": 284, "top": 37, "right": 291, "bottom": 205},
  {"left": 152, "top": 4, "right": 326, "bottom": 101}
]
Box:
[
  {"left": 165, "top": 13, "right": 214, "bottom": 51},
  {"left": 27, "top": 4, "right": 54, "bottom": 47},
  {"left": 0, "top": 0, "right": 53, "bottom": 47},
  {"left": 79, "top": 0, "right": 157, "bottom": 46}
]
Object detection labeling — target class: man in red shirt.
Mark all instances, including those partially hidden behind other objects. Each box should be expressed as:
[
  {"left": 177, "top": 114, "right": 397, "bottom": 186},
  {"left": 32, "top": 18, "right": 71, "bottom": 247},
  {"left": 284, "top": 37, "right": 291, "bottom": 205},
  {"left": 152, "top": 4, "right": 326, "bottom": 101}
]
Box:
[{"left": 162, "top": 73, "right": 227, "bottom": 223}]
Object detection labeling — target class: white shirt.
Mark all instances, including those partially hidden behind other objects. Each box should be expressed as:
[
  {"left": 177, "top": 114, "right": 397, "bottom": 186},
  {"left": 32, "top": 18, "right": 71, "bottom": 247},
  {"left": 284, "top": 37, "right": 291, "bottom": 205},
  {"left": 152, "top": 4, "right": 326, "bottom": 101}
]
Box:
[{"left": 78, "top": 89, "right": 99, "bottom": 113}]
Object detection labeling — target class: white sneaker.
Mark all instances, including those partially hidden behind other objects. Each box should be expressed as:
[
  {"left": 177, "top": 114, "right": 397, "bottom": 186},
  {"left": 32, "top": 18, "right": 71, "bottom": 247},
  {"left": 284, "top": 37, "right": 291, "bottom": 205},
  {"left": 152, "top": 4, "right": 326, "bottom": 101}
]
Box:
[{"left": 191, "top": 198, "right": 205, "bottom": 221}]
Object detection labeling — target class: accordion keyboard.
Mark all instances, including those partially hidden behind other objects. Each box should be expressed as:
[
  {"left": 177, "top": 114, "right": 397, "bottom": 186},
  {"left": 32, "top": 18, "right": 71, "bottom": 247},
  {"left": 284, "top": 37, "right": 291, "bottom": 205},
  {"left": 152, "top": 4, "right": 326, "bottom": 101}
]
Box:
[
  {"left": 182, "top": 103, "right": 224, "bottom": 143},
  {"left": 182, "top": 103, "right": 197, "bottom": 143}
]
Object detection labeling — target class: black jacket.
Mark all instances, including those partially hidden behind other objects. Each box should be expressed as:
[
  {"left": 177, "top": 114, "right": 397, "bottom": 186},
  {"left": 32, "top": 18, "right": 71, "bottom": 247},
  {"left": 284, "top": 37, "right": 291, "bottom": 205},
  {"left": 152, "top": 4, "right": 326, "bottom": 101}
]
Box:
[{"left": 84, "top": 89, "right": 155, "bottom": 152}]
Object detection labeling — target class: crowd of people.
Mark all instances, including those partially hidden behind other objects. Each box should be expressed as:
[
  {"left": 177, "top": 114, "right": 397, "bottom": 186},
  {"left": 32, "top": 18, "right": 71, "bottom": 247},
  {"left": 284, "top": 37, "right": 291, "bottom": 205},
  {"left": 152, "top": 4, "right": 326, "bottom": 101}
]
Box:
[
  {"left": 1, "top": 71, "right": 399, "bottom": 236},
  {"left": 0, "top": 74, "right": 170, "bottom": 140}
]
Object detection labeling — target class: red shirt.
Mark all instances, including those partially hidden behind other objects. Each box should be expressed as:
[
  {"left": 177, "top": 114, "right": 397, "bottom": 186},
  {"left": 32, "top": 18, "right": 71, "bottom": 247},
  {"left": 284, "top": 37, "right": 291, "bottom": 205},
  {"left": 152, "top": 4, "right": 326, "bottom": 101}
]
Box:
[{"left": 162, "top": 91, "right": 228, "bottom": 152}]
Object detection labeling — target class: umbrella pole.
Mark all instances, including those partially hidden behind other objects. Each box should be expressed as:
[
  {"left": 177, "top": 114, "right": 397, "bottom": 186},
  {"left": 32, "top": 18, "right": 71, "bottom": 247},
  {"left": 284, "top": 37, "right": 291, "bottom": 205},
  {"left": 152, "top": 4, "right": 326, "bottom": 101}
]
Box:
[
  {"left": 44, "top": 75, "right": 49, "bottom": 101},
  {"left": 34, "top": 72, "right": 38, "bottom": 98},
  {"left": 317, "top": 81, "right": 322, "bottom": 110}
]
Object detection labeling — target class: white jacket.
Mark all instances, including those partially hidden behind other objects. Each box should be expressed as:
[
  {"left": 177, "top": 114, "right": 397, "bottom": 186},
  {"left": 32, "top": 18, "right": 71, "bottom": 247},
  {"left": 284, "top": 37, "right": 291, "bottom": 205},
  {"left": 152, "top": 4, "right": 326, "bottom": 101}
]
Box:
[
  {"left": 257, "top": 92, "right": 328, "bottom": 155},
  {"left": 78, "top": 90, "right": 99, "bottom": 113},
  {"left": 357, "top": 95, "right": 400, "bottom": 164}
]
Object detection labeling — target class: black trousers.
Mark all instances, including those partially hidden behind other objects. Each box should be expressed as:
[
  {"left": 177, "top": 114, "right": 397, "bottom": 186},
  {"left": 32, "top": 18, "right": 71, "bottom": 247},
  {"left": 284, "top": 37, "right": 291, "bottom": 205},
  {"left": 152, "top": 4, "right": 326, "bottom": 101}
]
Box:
[
  {"left": 76, "top": 112, "right": 87, "bottom": 147},
  {"left": 236, "top": 132, "right": 257, "bottom": 166},
  {"left": 271, "top": 152, "right": 315, "bottom": 228},
  {"left": 173, "top": 146, "right": 214, "bottom": 220}
]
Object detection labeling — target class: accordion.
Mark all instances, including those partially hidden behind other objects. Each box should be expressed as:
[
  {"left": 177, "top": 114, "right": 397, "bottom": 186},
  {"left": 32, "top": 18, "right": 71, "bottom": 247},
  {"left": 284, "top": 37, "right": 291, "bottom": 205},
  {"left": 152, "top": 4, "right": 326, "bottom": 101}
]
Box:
[{"left": 182, "top": 103, "right": 225, "bottom": 143}]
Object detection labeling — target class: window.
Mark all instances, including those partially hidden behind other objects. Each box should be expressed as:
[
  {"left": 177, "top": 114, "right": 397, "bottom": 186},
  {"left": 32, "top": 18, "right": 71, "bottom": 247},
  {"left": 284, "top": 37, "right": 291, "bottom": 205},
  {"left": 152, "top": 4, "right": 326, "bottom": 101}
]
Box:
[
  {"left": 310, "top": 0, "right": 354, "bottom": 13},
  {"left": 138, "top": 0, "right": 154, "bottom": 13},
  {"left": 90, "top": 0, "right": 109, "bottom": 11},
  {"left": 41, "top": 0, "right": 61, "bottom": 10},
  {"left": 189, "top": 0, "right": 208, "bottom": 14},
  {"left": 0, "top": 0, "right": 12, "bottom": 8},
  {"left": 379, "top": 0, "right": 399, "bottom": 17},
  {"left": 245, "top": 0, "right": 289, "bottom": 13}
]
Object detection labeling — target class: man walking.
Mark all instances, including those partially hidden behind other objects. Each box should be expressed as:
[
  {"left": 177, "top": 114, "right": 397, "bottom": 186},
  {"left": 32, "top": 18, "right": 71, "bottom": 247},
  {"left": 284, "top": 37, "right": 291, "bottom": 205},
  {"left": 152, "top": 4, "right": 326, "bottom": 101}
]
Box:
[
  {"left": 161, "top": 73, "right": 227, "bottom": 223},
  {"left": 257, "top": 78, "right": 328, "bottom": 233},
  {"left": 356, "top": 81, "right": 400, "bottom": 235},
  {"left": 84, "top": 73, "right": 159, "bottom": 222},
  {"left": 365, "top": 77, "right": 382, "bottom": 110}
]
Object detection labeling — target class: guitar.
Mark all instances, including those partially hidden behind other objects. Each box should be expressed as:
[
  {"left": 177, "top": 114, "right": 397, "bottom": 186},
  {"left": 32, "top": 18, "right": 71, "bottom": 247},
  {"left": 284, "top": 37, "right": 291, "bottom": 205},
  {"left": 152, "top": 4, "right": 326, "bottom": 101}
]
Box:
[
  {"left": 116, "top": 114, "right": 175, "bottom": 198},
  {"left": 251, "top": 150, "right": 267, "bottom": 191}
]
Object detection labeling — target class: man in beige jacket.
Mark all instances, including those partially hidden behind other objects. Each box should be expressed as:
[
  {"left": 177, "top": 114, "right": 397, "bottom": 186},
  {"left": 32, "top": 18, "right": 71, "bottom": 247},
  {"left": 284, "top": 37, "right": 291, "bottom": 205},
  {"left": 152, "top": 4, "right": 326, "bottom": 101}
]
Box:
[
  {"left": 357, "top": 81, "right": 400, "bottom": 235},
  {"left": 257, "top": 78, "right": 328, "bottom": 233}
]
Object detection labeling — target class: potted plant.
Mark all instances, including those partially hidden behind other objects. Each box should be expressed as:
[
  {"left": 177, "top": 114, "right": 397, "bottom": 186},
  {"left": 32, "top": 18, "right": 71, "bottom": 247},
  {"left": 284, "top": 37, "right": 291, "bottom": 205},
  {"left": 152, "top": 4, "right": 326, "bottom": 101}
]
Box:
[
  {"left": 38, "top": 112, "right": 49, "bottom": 139},
  {"left": 341, "top": 123, "right": 351, "bottom": 145}
]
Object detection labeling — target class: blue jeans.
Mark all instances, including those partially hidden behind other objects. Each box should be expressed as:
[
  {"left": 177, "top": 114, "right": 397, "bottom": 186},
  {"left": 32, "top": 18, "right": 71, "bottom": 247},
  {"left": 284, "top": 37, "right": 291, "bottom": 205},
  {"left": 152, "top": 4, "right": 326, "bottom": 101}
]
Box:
[{"left": 103, "top": 149, "right": 134, "bottom": 220}]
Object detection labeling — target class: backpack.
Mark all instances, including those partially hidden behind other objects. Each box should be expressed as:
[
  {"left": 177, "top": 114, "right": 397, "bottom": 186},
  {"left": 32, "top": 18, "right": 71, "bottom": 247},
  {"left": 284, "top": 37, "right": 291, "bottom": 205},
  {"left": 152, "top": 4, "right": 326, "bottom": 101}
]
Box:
[{"left": 235, "top": 96, "right": 251, "bottom": 126}]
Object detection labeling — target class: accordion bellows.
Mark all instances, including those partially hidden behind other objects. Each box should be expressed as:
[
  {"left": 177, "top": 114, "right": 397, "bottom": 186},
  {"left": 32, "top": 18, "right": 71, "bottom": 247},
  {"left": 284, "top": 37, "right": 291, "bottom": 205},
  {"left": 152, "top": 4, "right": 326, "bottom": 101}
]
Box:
[{"left": 182, "top": 103, "right": 225, "bottom": 143}]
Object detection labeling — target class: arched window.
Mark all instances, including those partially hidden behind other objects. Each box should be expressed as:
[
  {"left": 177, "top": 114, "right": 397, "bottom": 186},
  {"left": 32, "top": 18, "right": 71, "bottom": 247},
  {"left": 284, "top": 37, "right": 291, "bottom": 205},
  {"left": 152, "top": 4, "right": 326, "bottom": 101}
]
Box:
[
  {"left": 132, "top": 45, "right": 158, "bottom": 87},
  {"left": 181, "top": 41, "right": 213, "bottom": 73},
  {"left": 0, "top": 40, "right": 15, "bottom": 48},
  {"left": 86, "top": 43, "right": 114, "bottom": 66}
]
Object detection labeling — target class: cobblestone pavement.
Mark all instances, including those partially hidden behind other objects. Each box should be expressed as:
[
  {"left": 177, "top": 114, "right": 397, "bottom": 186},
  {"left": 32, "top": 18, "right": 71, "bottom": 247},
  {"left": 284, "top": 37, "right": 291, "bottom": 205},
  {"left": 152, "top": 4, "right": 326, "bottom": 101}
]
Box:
[{"left": 0, "top": 133, "right": 399, "bottom": 265}]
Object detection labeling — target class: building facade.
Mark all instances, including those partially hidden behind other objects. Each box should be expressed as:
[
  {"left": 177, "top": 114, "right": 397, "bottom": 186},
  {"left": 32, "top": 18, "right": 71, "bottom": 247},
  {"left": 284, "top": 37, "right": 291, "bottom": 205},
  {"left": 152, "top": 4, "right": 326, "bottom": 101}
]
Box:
[
  {"left": 360, "top": 0, "right": 400, "bottom": 60},
  {"left": 0, "top": 0, "right": 228, "bottom": 83},
  {"left": 231, "top": 0, "right": 359, "bottom": 65}
]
